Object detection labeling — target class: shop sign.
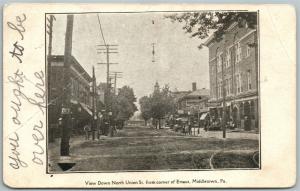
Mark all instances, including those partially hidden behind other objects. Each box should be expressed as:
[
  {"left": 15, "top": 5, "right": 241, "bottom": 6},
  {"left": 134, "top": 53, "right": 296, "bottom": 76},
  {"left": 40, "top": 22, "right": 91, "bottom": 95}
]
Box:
[
  {"left": 207, "top": 102, "right": 222, "bottom": 108},
  {"left": 178, "top": 110, "right": 184, "bottom": 114},
  {"left": 61, "top": 107, "right": 71, "bottom": 114}
]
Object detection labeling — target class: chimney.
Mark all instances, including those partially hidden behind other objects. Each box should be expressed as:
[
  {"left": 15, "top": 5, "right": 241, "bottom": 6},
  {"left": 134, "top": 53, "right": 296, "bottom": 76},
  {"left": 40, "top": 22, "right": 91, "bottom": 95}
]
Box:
[{"left": 192, "top": 82, "right": 197, "bottom": 91}]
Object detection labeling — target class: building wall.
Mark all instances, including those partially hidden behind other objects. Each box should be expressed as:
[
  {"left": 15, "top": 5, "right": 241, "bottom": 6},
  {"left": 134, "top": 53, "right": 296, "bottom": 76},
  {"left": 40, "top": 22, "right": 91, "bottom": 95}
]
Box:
[
  {"left": 69, "top": 66, "right": 91, "bottom": 107},
  {"left": 207, "top": 23, "right": 259, "bottom": 130},
  {"left": 48, "top": 57, "right": 92, "bottom": 126},
  {"left": 208, "top": 23, "right": 258, "bottom": 101},
  {"left": 178, "top": 96, "right": 209, "bottom": 114}
]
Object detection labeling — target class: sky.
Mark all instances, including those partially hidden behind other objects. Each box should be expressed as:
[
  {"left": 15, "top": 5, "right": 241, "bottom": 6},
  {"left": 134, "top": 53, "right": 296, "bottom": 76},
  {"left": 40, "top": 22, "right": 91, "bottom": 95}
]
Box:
[{"left": 49, "top": 12, "right": 209, "bottom": 101}]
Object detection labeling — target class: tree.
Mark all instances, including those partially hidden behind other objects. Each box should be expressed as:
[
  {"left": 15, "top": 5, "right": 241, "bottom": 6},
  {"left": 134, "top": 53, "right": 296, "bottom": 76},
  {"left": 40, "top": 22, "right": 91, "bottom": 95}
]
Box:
[
  {"left": 165, "top": 12, "right": 257, "bottom": 48},
  {"left": 140, "top": 83, "right": 176, "bottom": 129},
  {"left": 111, "top": 86, "right": 138, "bottom": 128},
  {"left": 139, "top": 96, "right": 152, "bottom": 126}
]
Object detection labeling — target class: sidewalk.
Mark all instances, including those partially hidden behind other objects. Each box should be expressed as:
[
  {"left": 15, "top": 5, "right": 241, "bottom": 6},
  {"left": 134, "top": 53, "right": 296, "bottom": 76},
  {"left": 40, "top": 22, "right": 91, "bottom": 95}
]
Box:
[
  {"left": 167, "top": 127, "right": 259, "bottom": 140},
  {"left": 48, "top": 134, "right": 114, "bottom": 172}
]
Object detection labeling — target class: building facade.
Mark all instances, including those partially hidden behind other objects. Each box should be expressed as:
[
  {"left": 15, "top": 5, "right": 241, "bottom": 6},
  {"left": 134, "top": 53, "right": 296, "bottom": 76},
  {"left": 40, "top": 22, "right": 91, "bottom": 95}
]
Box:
[
  {"left": 177, "top": 88, "right": 210, "bottom": 116},
  {"left": 204, "top": 22, "right": 259, "bottom": 131},
  {"left": 171, "top": 83, "right": 210, "bottom": 125},
  {"left": 48, "top": 55, "right": 93, "bottom": 138}
]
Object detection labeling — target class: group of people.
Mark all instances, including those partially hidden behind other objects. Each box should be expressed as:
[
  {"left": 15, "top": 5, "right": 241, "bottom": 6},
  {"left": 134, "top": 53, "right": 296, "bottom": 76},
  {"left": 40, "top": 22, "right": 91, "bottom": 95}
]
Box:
[
  {"left": 83, "top": 119, "right": 117, "bottom": 140},
  {"left": 205, "top": 116, "right": 236, "bottom": 131}
]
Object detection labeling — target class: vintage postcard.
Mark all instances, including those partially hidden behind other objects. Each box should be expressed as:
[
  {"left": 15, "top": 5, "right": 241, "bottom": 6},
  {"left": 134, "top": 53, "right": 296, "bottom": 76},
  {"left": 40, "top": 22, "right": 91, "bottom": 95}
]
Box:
[{"left": 3, "top": 3, "right": 296, "bottom": 188}]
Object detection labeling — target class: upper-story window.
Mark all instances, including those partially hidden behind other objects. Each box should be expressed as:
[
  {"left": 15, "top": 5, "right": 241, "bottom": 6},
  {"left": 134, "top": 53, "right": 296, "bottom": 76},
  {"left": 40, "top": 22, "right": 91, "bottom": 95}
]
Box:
[
  {"left": 235, "top": 42, "right": 242, "bottom": 63},
  {"left": 247, "top": 70, "right": 252, "bottom": 90},
  {"left": 224, "top": 79, "right": 227, "bottom": 97},
  {"left": 225, "top": 79, "right": 231, "bottom": 97},
  {"left": 217, "top": 52, "right": 223, "bottom": 72},
  {"left": 226, "top": 48, "right": 231, "bottom": 68},
  {"left": 246, "top": 45, "right": 251, "bottom": 57},
  {"left": 236, "top": 74, "right": 242, "bottom": 94},
  {"left": 219, "top": 81, "right": 222, "bottom": 98},
  {"left": 227, "top": 78, "right": 232, "bottom": 96},
  {"left": 70, "top": 77, "right": 75, "bottom": 97}
]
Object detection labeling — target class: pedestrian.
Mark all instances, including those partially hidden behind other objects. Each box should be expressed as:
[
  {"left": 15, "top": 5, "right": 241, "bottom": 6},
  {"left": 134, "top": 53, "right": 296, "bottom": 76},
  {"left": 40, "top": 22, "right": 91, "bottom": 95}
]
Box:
[
  {"left": 188, "top": 120, "right": 192, "bottom": 135},
  {"left": 245, "top": 116, "right": 251, "bottom": 131},
  {"left": 83, "top": 123, "right": 91, "bottom": 140}
]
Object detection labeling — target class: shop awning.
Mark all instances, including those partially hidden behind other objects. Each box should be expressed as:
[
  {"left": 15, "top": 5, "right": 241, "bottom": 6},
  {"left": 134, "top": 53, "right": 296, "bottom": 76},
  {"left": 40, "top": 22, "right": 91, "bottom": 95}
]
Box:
[
  {"left": 176, "top": 117, "right": 188, "bottom": 122},
  {"left": 200, "top": 112, "right": 208, "bottom": 120},
  {"left": 79, "top": 102, "right": 92, "bottom": 116}
]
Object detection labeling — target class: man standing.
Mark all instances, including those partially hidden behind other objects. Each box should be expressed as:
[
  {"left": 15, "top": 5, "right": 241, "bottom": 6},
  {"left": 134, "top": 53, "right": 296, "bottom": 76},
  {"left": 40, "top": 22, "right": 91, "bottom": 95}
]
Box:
[{"left": 83, "top": 123, "right": 91, "bottom": 140}]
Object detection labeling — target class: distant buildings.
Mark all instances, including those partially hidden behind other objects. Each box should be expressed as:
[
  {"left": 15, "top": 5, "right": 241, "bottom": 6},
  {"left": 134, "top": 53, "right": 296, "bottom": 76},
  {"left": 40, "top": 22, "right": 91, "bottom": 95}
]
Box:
[
  {"left": 204, "top": 21, "right": 259, "bottom": 131},
  {"left": 172, "top": 83, "right": 210, "bottom": 121}
]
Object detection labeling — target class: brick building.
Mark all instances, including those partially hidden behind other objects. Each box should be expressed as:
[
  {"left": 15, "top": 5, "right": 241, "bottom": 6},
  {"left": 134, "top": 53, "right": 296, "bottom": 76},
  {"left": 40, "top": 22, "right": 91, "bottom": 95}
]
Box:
[
  {"left": 204, "top": 21, "right": 259, "bottom": 131},
  {"left": 48, "top": 55, "right": 93, "bottom": 137},
  {"left": 171, "top": 83, "right": 210, "bottom": 125},
  {"left": 177, "top": 88, "right": 210, "bottom": 115}
]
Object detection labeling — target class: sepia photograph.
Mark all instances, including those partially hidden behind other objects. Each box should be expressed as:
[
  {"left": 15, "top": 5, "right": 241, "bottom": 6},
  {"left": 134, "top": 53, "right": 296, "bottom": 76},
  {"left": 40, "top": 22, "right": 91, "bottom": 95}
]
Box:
[
  {"left": 46, "top": 11, "right": 260, "bottom": 173},
  {"left": 3, "top": 3, "right": 296, "bottom": 188}
]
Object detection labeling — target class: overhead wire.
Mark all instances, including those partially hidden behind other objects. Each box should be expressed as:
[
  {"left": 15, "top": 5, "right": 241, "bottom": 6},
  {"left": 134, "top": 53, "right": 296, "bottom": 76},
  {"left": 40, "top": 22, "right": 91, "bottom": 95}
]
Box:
[{"left": 96, "top": 14, "right": 107, "bottom": 46}]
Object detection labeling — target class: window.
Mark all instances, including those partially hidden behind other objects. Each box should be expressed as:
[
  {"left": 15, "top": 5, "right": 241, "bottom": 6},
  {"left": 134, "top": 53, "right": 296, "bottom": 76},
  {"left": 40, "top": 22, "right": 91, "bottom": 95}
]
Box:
[
  {"left": 228, "top": 78, "right": 232, "bottom": 95},
  {"left": 226, "top": 49, "right": 231, "bottom": 68},
  {"left": 236, "top": 74, "right": 241, "bottom": 94},
  {"left": 70, "top": 78, "right": 75, "bottom": 97},
  {"left": 216, "top": 57, "right": 219, "bottom": 73},
  {"left": 217, "top": 53, "right": 222, "bottom": 72},
  {"left": 238, "top": 43, "right": 242, "bottom": 61},
  {"left": 236, "top": 75, "right": 239, "bottom": 94},
  {"left": 218, "top": 81, "right": 222, "bottom": 98},
  {"left": 224, "top": 80, "right": 227, "bottom": 97},
  {"left": 75, "top": 81, "right": 79, "bottom": 97},
  {"left": 247, "top": 70, "right": 252, "bottom": 90},
  {"left": 220, "top": 81, "right": 223, "bottom": 98},
  {"left": 236, "top": 42, "right": 242, "bottom": 63},
  {"left": 226, "top": 79, "right": 231, "bottom": 96},
  {"left": 246, "top": 45, "right": 250, "bottom": 57},
  {"left": 217, "top": 82, "right": 220, "bottom": 98},
  {"left": 240, "top": 75, "right": 243, "bottom": 93}
]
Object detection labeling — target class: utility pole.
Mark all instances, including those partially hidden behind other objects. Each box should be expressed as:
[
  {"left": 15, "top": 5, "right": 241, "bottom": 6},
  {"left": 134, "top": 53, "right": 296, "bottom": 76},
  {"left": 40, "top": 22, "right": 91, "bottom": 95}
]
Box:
[
  {"left": 60, "top": 14, "right": 74, "bottom": 156},
  {"left": 109, "top": 71, "right": 122, "bottom": 95},
  {"left": 221, "top": 37, "right": 231, "bottom": 139},
  {"left": 46, "top": 15, "right": 56, "bottom": 81},
  {"left": 46, "top": 14, "right": 56, "bottom": 142},
  {"left": 97, "top": 45, "right": 118, "bottom": 128},
  {"left": 221, "top": 52, "right": 226, "bottom": 138},
  {"left": 91, "top": 66, "right": 96, "bottom": 140}
]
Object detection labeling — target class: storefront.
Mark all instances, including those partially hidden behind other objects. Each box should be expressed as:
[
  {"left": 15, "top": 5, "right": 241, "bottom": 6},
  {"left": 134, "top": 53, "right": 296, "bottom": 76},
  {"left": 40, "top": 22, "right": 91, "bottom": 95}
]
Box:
[{"left": 208, "top": 96, "right": 259, "bottom": 131}]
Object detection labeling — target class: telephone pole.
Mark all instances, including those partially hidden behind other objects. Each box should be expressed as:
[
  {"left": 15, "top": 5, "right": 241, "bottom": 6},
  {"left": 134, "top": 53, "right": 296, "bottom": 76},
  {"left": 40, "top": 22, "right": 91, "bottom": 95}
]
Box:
[
  {"left": 97, "top": 45, "right": 118, "bottom": 126},
  {"left": 46, "top": 15, "right": 56, "bottom": 61},
  {"left": 109, "top": 71, "right": 122, "bottom": 95},
  {"left": 91, "top": 66, "right": 97, "bottom": 140},
  {"left": 46, "top": 15, "right": 55, "bottom": 101},
  {"left": 60, "top": 14, "right": 74, "bottom": 156},
  {"left": 221, "top": 52, "right": 226, "bottom": 138},
  {"left": 46, "top": 14, "right": 56, "bottom": 142}
]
